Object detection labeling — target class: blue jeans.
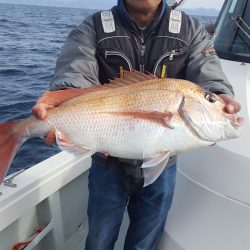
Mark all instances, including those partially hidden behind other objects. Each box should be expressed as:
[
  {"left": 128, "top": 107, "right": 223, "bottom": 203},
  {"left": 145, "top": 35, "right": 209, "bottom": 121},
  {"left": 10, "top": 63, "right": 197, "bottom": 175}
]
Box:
[{"left": 85, "top": 156, "right": 176, "bottom": 250}]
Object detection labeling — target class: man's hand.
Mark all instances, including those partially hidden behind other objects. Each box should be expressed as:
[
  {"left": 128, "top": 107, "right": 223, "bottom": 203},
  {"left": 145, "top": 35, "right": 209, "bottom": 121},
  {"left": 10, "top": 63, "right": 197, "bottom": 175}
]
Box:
[
  {"left": 32, "top": 103, "right": 56, "bottom": 145},
  {"left": 219, "top": 94, "right": 241, "bottom": 114},
  {"left": 219, "top": 94, "right": 244, "bottom": 126},
  {"left": 32, "top": 103, "right": 54, "bottom": 120}
]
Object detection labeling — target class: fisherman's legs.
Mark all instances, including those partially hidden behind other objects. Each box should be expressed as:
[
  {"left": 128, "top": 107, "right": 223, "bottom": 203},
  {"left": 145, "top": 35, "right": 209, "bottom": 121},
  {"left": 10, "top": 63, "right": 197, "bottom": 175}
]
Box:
[
  {"left": 85, "top": 157, "right": 128, "bottom": 250},
  {"left": 124, "top": 164, "right": 177, "bottom": 250}
]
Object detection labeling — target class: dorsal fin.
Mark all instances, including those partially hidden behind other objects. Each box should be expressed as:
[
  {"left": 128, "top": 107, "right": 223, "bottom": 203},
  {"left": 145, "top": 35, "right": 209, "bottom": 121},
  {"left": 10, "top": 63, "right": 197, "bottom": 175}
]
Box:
[
  {"left": 125, "top": 70, "right": 157, "bottom": 81},
  {"left": 37, "top": 88, "right": 92, "bottom": 106},
  {"left": 37, "top": 70, "right": 158, "bottom": 107},
  {"left": 110, "top": 70, "right": 157, "bottom": 85}
]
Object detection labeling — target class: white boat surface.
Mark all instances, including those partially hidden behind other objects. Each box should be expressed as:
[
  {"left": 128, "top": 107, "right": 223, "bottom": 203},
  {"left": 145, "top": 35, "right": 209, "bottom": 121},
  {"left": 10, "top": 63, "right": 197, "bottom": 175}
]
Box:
[{"left": 0, "top": 0, "right": 249, "bottom": 249}]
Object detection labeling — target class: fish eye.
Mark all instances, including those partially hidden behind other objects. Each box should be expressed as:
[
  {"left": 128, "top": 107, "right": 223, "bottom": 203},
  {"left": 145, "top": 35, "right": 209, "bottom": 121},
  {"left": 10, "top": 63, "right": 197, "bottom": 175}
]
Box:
[{"left": 204, "top": 92, "right": 217, "bottom": 103}]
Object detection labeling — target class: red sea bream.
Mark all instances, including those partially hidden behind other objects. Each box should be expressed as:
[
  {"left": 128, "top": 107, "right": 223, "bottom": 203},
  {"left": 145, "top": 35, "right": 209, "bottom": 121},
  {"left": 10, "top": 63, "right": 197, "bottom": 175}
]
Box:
[{"left": 0, "top": 71, "right": 241, "bottom": 186}]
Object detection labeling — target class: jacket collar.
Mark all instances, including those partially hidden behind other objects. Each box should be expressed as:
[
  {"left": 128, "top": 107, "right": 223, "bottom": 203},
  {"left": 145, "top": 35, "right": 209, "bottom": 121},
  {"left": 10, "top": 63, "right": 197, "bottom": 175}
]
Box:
[{"left": 116, "top": 0, "right": 167, "bottom": 33}]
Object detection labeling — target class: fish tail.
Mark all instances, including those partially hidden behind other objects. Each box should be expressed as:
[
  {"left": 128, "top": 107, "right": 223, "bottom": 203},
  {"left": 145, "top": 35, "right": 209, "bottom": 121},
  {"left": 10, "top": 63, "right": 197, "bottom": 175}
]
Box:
[{"left": 0, "top": 120, "right": 26, "bottom": 184}]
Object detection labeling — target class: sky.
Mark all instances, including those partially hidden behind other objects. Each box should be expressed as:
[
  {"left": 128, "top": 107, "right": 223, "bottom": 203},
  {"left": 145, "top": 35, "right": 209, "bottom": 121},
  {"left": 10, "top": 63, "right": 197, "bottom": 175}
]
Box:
[
  {"left": 59, "top": 0, "right": 225, "bottom": 10},
  {"left": 181, "top": 0, "right": 224, "bottom": 9},
  {"left": 0, "top": 0, "right": 225, "bottom": 11}
]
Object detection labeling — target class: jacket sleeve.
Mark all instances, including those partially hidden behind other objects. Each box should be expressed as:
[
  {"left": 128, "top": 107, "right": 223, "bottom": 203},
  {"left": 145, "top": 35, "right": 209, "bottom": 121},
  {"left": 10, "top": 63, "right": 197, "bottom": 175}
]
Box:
[
  {"left": 50, "top": 15, "right": 99, "bottom": 91},
  {"left": 185, "top": 16, "right": 234, "bottom": 96}
]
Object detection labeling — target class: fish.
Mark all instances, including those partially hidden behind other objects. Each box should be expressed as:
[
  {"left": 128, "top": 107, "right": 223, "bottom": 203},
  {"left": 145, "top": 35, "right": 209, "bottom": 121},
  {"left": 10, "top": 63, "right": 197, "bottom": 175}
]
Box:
[{"left": 0, "top": 71, "right": 241, "bottom": 186}]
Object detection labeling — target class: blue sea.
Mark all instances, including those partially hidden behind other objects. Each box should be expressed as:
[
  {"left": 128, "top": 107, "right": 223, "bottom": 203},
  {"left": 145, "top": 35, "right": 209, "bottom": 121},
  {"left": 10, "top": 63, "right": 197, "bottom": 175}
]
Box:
[{"left": 0, "top": 3, "right": 217, "bottom": 175}]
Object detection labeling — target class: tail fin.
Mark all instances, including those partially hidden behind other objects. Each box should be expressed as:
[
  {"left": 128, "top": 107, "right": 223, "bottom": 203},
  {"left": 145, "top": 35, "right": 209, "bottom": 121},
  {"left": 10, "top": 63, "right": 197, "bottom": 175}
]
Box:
[{"left": 0, "top": 120, "right": 25, "bottom": 184}]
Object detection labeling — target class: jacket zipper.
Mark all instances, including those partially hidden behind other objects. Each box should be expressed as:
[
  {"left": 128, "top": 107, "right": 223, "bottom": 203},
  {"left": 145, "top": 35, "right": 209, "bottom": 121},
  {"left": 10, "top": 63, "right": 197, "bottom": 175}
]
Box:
[
  {"left": 105, "top": 50, "right": 133, "bottom": 71},
  {"left": 140, "top": 33, "right": 145, "bottom": 73},
  {"left": 153, "top": 49, "right": 185, "bottom": 75}
]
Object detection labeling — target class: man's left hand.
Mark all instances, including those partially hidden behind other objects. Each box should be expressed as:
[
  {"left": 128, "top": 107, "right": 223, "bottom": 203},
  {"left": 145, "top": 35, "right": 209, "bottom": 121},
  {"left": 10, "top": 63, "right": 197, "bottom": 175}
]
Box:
[{"left": 219, "top": 94, "right": 241, "bottom": 114}]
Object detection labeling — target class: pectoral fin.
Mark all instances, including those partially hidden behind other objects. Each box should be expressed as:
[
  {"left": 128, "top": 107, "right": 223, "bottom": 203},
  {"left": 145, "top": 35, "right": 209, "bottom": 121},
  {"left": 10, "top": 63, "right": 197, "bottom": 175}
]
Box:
[
  {"left": 142, "top": 151, "right": 172, "bottom": 186},
  {"left": 142, "top": 151, "right": 171, "bottom": 168},
  {"left": 55, "top": 130, "right": 95, "bottom": 157}
]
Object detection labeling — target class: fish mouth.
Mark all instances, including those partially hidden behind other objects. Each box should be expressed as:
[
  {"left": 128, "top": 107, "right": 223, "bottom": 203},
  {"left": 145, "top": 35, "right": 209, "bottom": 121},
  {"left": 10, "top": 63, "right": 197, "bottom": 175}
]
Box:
[
  {"left": 178, "top": 97, "right": 216, "bottom": 143},
  {"left": 228, "top": 114, "right": 243, "bottom": 128},
  {"left": 224, "top": 114, "right": 242, "bottom": 139}
]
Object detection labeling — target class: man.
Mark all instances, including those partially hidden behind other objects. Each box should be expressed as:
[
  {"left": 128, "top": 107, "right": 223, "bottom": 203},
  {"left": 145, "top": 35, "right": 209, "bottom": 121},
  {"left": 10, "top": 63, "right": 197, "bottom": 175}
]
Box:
[{"left": 33, "top": 0, "right": 241, "bottom": 249}]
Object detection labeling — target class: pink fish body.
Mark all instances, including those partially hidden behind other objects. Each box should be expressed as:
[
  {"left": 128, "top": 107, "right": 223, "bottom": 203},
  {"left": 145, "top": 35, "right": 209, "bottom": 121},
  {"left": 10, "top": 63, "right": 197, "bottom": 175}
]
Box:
[{"left": 0, "top": 71, "right": 241, "bottom": 186}]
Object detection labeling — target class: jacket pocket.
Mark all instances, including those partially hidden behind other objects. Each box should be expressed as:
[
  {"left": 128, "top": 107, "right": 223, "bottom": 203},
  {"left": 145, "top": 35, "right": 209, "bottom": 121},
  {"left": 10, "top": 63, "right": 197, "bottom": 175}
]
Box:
[
  {"left": 153, "top": 48, "right": 187, "bottom": 78},
  {"left": 105, "top": 50, "right": 133, "bottom": 72}
]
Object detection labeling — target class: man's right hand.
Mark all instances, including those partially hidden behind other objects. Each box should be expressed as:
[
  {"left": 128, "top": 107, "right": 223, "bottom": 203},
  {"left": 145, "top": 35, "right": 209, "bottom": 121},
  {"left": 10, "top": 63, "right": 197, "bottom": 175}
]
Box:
[
  {"left": 32, "top": 103, "right": 56, "bottom": 145},
  {"left": 32, "top": 103, "right": 54, "bottom": 120}
]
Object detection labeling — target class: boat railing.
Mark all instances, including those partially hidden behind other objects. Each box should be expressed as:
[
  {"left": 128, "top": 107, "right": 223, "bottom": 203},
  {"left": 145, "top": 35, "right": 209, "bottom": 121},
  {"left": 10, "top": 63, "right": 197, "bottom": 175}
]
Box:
[{"left": 0, "top": 152, "right": 91, "bottom": 250}]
